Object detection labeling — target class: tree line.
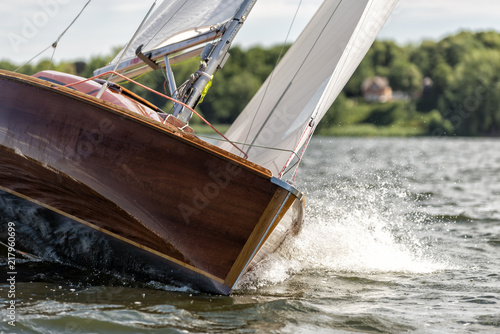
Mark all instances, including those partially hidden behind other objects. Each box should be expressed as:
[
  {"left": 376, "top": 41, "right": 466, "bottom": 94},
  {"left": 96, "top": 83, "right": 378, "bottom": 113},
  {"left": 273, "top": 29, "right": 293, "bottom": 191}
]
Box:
[
  {"left": 341, "top": 30, "right": 500, "bottom": 136},
  {"left": 2, "top": 30, "right": 500, "bottom": 136}
]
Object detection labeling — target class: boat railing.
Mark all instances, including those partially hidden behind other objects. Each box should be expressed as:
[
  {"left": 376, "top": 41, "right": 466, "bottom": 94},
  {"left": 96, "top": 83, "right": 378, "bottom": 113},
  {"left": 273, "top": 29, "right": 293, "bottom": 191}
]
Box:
[{"left": 58, "top": 70, "right": 248, "bottom": 159}]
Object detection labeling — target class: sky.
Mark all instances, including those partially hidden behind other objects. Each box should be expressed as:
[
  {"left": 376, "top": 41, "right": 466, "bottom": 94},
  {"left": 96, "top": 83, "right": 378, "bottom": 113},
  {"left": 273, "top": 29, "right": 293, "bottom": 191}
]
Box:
[{"left": 1, "top": 0, "right": 500, "bottom": 65}]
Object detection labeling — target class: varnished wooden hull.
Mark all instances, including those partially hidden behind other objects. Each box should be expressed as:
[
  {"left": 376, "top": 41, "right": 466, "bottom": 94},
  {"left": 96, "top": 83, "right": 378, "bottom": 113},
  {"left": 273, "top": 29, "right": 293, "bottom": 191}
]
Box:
[{"left": 0, "top": 70, "right": 304, "bottom": 294}]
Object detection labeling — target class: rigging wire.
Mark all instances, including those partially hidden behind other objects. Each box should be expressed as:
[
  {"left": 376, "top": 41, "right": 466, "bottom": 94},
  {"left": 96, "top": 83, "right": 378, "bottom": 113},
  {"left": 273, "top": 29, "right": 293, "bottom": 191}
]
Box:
[
  {"left": 96, "top": 0, "right": 158, "bottom": 98},
  {"left": 196, "top": 131, "right": 304, "bottom": 180},
  {"left": 193, "top": 133, "right": 302, "bottom": 164},
  {"left": 291, "top": 130, "right": 313, "bottom": 182},
  {"left": 15, "top": 0, "right": 92, "bottom": 73}
]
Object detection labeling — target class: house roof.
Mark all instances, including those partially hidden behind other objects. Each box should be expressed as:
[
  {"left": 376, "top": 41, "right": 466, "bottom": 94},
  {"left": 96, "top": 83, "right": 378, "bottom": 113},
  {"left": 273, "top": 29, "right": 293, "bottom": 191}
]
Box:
[{"left": 361, "top": 76, "right": 390, "bottom": 92}]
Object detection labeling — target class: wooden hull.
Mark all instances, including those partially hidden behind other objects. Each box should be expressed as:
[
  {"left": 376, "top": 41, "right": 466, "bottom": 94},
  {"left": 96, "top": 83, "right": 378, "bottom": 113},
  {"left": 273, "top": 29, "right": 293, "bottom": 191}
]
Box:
[{"left": 0, "top": 70, "right": 304, "bottom": 294}]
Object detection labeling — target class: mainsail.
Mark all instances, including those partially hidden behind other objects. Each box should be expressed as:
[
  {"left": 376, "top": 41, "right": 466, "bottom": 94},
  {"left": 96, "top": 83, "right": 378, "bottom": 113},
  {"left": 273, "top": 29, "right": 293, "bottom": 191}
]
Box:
[
  {"left": 220, "top": 0, "right": 398, "bottom": 177},
  {"left": 110, "top": 0, "right": 246, "bottom": 64},
  {"left": 95, "top": 0, "right": 249, "bottom": 78}
]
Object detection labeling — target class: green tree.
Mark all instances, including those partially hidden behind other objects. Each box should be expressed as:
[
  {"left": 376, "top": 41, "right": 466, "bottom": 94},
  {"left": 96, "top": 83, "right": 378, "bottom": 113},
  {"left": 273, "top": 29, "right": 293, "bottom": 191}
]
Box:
[
  {"left": 409, "top": 40, "right": 437, "bottom": 77},
  {"left": 345, "top": 57, "right": 374, "bottom": 97},
  {"left": 202, "top": 70, "right": 261, "bottom": 123},
  {"left": 445, "top": 49, "right": 500, "bottom": 135},
  {"left": 369, "top": 40, "right": 407, "bottom": 67},
  {"left": 388, "top": 61, "right": 423, "bottom": 94}
]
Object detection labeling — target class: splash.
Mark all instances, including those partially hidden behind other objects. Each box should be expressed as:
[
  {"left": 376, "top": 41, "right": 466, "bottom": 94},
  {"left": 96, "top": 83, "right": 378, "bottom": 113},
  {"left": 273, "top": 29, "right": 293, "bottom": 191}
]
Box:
[{"left": 238, "top": 174, "right": 451, "bottom": 289}]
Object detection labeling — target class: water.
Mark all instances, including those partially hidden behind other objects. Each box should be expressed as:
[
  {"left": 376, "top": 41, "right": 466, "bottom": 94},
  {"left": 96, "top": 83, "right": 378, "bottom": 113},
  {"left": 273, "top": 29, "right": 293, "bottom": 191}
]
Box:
[{"left": 1, "top": 137, "right": 500, "bottom": 333}]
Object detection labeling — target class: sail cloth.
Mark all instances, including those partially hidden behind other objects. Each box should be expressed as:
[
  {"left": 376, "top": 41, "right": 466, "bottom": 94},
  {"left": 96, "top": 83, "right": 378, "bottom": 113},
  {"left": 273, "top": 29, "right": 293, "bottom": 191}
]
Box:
[
  {"left": 110, "top": 0, "right": 246, "bottom": 64},
  {"left": 220, "top": 0, "right": 398, "bottom": 177}
]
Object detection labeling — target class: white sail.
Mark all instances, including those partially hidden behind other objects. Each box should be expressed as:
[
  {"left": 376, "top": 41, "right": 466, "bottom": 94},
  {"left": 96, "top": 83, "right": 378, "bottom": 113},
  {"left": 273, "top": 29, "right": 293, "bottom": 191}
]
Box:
[
  {"left": 110, "top": 0, "right": 246, "bottom": 65},
  {"left": 220, "top": 0, "right": 398, "bottom": 177}
]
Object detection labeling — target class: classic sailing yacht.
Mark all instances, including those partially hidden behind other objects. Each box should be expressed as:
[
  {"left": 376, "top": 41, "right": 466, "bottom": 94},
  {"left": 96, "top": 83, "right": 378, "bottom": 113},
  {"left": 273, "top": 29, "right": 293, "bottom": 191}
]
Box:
[{"left": 0, "top": 0, "right": 397, "bottom": 294}]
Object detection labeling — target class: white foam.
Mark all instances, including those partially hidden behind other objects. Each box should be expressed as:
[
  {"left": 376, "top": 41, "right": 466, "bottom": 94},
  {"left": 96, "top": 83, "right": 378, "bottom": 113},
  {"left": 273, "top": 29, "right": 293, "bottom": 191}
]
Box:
[{"left": 237, "top": 178, "right": 452, "bottom": 289}]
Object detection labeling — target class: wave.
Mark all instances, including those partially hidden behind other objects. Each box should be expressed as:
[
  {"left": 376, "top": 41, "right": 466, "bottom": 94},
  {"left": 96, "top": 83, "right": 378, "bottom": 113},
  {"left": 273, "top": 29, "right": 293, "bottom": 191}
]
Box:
[{"left": 238, "top": 177, "right": 454, "bottom": 290}]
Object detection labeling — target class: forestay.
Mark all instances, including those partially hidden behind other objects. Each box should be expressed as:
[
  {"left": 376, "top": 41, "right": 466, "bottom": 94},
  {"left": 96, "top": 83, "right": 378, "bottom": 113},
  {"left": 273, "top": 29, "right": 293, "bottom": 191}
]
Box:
[
  {"left": 110, "top": 0, "right": 245, "bottom": 65},
  {"left": 220, "top": 0, "right": 398, "bottom": 178}
]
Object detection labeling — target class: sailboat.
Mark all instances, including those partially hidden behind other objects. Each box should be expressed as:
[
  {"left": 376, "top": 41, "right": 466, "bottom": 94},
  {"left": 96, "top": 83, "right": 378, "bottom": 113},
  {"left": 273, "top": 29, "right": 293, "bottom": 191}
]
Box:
[{"left": 0, "top": 0, "right": 397, "bottom": 294}]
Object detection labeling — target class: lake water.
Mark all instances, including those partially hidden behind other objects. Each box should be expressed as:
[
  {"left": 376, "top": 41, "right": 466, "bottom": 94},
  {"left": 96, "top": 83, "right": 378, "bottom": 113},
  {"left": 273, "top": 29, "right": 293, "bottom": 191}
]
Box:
[{"left": 1, "top": 137, "right": 500, "bottom": 333}]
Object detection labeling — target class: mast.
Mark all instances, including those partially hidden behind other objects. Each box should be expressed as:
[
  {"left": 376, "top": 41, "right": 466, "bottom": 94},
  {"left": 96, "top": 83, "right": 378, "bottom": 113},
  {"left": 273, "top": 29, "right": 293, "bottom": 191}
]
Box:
[{"left": 175, "top": 0, "right": 257, "bottom": 123}]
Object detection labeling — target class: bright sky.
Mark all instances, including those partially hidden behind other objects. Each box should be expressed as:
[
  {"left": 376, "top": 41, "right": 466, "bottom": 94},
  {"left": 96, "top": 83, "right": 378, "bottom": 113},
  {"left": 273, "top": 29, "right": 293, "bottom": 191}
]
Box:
[{"left": 1, "top": 0, "right": 500, "bottom": 65}]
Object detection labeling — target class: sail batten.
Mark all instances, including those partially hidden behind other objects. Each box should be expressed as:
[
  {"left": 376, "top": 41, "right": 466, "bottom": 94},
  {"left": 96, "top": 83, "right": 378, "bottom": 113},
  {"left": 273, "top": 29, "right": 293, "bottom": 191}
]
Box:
[{"left": 220, "top": 0, "right": 398, "bottom": 177}]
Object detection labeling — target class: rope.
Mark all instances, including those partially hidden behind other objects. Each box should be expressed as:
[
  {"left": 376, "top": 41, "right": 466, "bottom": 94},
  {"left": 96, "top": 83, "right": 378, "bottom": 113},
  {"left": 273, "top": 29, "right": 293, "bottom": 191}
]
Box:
[
  {"left": 194, "top": 133, "right": 301, "bottom": 162},
  {"left": 278, "top": 120, "right": 310, "bottom": 178},
  {"left": 292, "top": 129, "right": 313, "bottom": 183},
  {"left": 59, "top": 70, "right": 248, "bottom": 159},
  {"left": 15, "top": 0, "right": 92, "bottom": 73}
]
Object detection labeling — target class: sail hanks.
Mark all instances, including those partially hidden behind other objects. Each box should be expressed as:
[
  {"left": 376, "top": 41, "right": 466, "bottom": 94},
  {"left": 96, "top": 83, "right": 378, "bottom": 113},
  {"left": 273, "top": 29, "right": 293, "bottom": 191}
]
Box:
[
  {"left": 220, "top": 0, "right": 399, "bottom": 178},
  {"left": 109, "top": 0, "right": 246, "bottom": 65}
]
